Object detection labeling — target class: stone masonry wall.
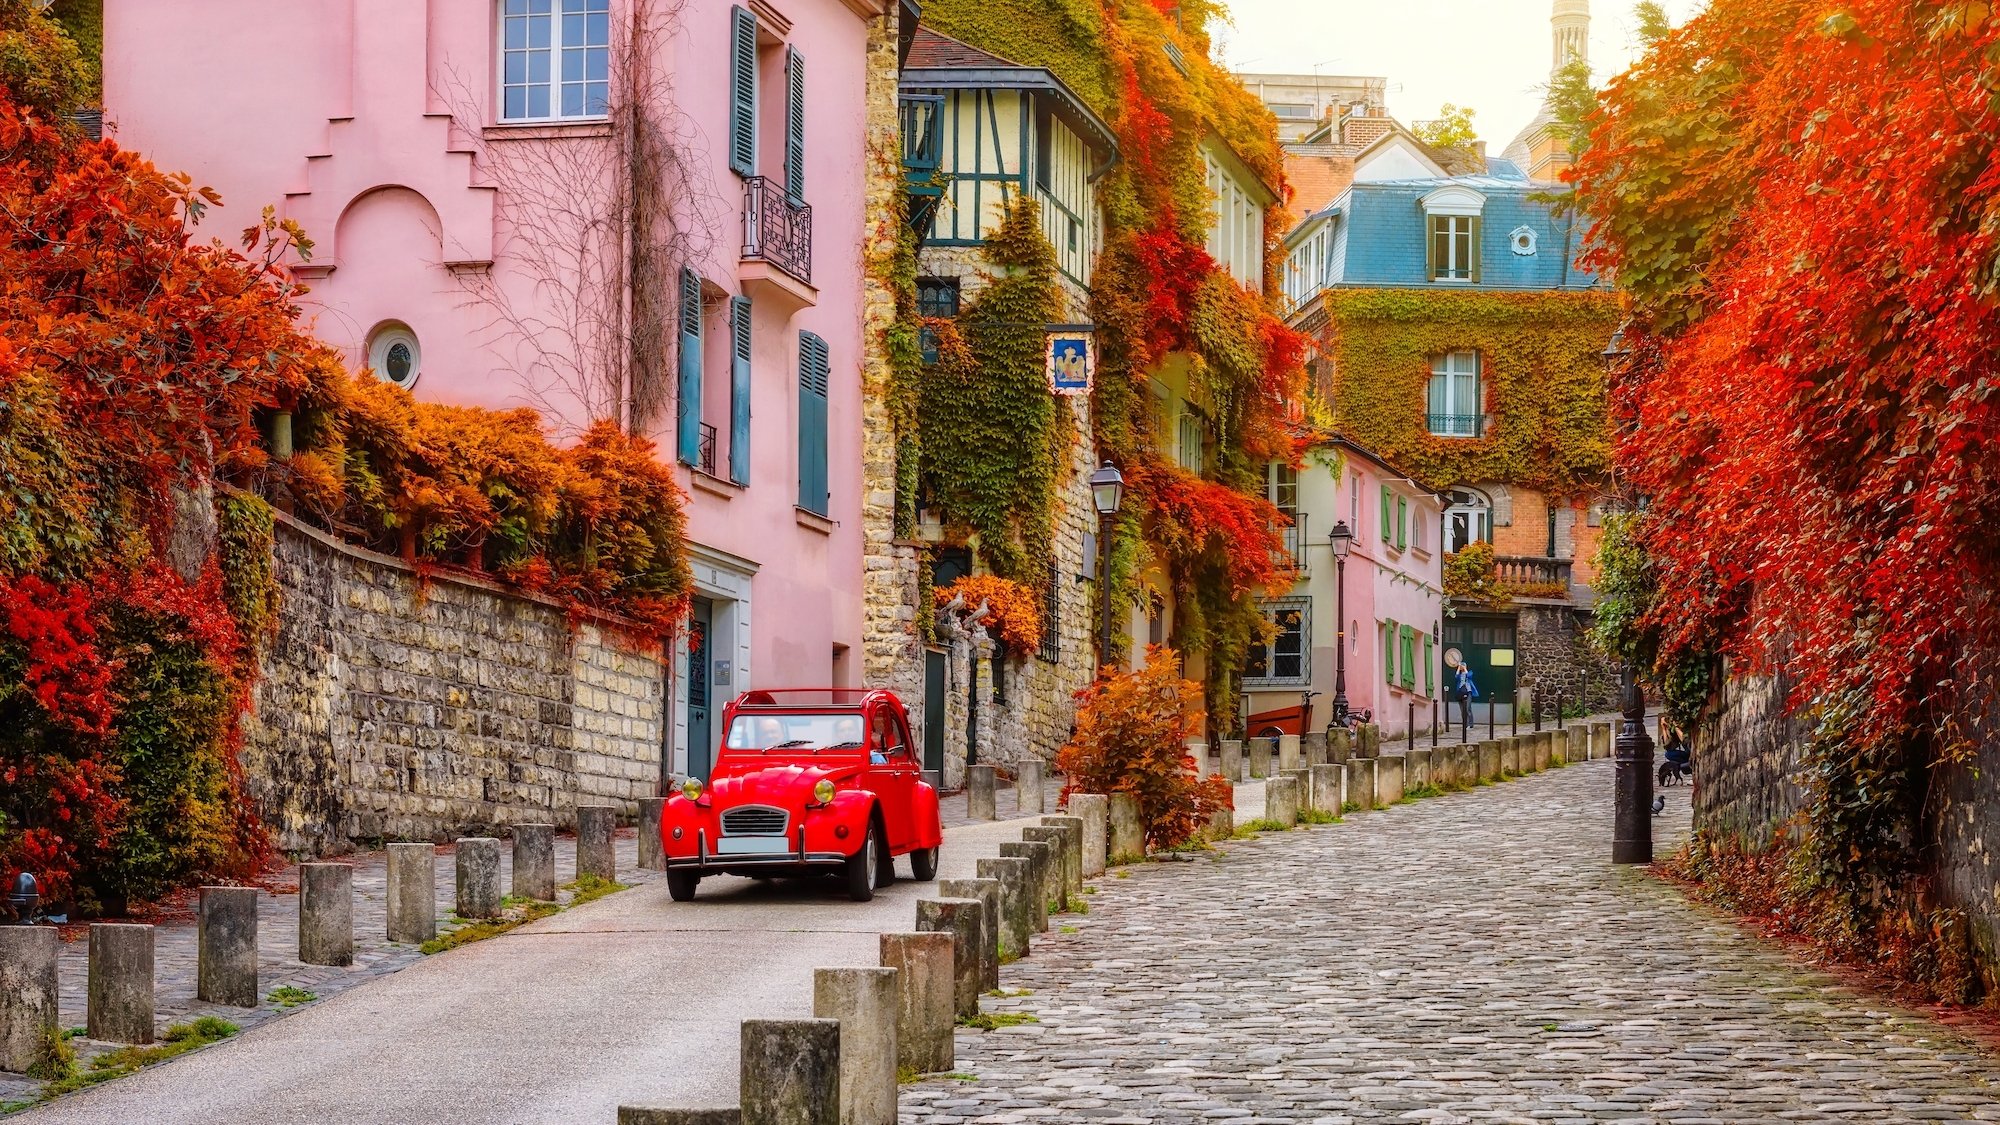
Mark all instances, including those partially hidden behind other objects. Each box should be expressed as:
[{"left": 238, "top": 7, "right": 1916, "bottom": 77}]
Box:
[
  {"left": 1513, "top": 602, "right": 1619, "bottom": 716},
  {"left": 1690, "top": 666, "right": 1807, "bottom": 849},
  {"left": 241, "top": 516, "right": 667, "bottom": 855}
]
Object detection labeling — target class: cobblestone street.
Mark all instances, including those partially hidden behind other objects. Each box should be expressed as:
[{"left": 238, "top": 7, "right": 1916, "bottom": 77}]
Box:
[{"left": 906, "top": 761, "right": 2000, "bottom": 1124}]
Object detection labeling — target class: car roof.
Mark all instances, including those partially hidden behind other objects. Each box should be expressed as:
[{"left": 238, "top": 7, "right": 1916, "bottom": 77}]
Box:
[{"left": 727, "top": 688, "right": 904, "bottom": 711}]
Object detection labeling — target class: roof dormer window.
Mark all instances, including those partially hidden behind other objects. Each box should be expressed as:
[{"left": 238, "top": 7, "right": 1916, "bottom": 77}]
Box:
[{"left": 1421, "top": 185, "right": 1486, "bottom": 284}]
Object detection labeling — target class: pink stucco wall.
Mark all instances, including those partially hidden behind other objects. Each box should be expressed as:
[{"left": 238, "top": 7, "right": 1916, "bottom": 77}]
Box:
[{"left": 105, "top": 0, "right": 873, "bottom": 700}]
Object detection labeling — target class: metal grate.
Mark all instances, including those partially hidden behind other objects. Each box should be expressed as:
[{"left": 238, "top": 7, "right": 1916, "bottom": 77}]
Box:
[
  {"left": 721, "top": 805, "right": 789, "bottom": 836},
  {"left": 742, "top": 176, "right": 813, "bottom": 286}
]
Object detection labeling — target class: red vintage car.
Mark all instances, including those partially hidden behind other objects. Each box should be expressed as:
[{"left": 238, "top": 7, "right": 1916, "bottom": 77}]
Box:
[{"left": 660, "top": 688, "right": 944, "bottom": 902}]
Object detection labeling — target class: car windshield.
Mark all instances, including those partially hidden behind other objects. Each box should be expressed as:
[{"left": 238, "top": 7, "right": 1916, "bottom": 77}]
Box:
[{"left": 723, "top": 711, "right": 869, "bottom": 753}]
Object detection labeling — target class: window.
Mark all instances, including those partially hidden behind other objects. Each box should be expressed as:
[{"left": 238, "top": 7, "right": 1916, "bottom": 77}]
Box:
[
  {"left": 1266, "top": 461, "right": 1298, "bottom": 517},
  {"left": 1244, "top": 598, "right": 1308, "bottom": 685},
  {"left": 1350, "top": 473, "right": 1361, "bottom": 538},
  {"left": 916, "top": 278, "right": 959, "bottom": 365},
  {"left": 676, "top": 269, "right": 704, "bottom": 465},
  {"left": 1428, "top": 350, "right": 1481, "bottom": 437},
  {"left": 367, "top": 323, "right": 421, "bottom": 389},
  {"left": 1268, "top": 102, "right": 1313, "bottom": 118},
  {"left": 1177, "top": 411, "right": 1205, "bottom": 475},
  {"left": 1147, "top": 593, "right": 1167, "bottom": 646},
  {"left": 500, "top": 0, "right": 610, "bottom": 122},
  {"left": 1431, "top": 215, "right": 1473, "bottom": 281},
  {"left": 1039, "top": 563, "right": 1060, "bottom": 662},
  {"left": 1445, "top": 488, "right": 1491, "bottom": 553},
  {"left": 797, "top": 331, "right": 830, "bottom": 515}
]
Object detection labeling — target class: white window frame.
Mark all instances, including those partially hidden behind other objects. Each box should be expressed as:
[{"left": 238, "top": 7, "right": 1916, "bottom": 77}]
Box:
[
  {"left": 498, "top": 0, "right": 613, "bottom": 125},
  {"left": 1244, "top": 596, "right": 1311, "bottom": 687},
  {"left": 1444, "top": 487, "right": 1493, "bottom": 554},
  {"left": 1431, "top": 214, "right": 1473, "bottom": 281},
  {"left": 1177, "top": 410, "right": 1205, "bottom": 475},
  {"left": 1428, "top": 350, "right": 1481, "bottom": 437}
]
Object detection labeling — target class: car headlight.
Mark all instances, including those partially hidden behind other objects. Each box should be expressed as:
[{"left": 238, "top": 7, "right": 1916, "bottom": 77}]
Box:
[
  {"left": 813, "top": 779, "right": 836, "bottom": 804},
  {"left": 681, "top": 777, "right": 704, "bottom": 801}
]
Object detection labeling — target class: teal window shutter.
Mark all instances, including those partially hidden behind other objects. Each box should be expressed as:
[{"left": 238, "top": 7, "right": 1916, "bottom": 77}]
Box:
[
  {"left": 797, "top": 331, "right": 829, "bottom": 515},
  {"left": 728, "top": 296, "right": 753, "bottom": 485},
  {"left": 784, "top": 47, "right": 805, "bottom": 201},
  {"left": 1380, "top": 485, "right": 1392, "bottom": 541},
  {"left": 729, "top": 6, "right": 757, "bottom": 177},
  {"left": 677, "top": 268, "right": 704, "bottom": 465}
]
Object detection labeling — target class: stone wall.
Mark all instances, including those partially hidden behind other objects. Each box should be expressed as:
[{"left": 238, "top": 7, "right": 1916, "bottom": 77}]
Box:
[
  {"left": 241, "top": 516, "right": 667, "bottom": 855},
  {"left": 1513, "top": 602, "right": 1619, "bottom": 716},
  {"left": 1689, "top": 667, "right": 1807, "bottom": 848}
]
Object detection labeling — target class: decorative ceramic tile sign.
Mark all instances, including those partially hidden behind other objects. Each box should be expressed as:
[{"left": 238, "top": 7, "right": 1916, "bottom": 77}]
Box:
[{"left": 1046, "top": 330, "right": 1094, "bottom": 396}]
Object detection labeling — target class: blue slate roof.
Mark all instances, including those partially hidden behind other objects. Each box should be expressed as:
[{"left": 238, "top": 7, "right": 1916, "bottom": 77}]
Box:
[{"left": 1289, "top": 173, "right": 1601, "bottom": 294}]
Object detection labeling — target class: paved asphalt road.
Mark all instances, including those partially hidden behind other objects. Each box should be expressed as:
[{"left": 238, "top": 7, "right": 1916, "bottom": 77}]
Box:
[{"left": 18, "top": 813, "right": 1065, "bottom": 1125}]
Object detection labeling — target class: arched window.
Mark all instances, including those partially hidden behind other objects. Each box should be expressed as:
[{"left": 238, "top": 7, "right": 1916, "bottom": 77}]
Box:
[
  {"left": 1428, "top": 350, "right": 1481, "bottom": 437},
  {"left": 1444, "top": 487, "right": 1491, "bottom": 554}
]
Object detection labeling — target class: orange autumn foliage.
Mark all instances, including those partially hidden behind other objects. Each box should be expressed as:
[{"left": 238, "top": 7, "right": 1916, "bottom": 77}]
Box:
[
  {"left": 934, "top": 574, "right": 1044, "bottom": 657},
  {"left": 1057, "top": 646, "right": 1231, "bottom": 851}
]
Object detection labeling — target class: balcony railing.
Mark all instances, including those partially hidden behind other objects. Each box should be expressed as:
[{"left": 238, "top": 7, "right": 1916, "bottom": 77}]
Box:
[
  {"left": 899, "top": 94, "right": 945, "bottom": 193},
  {"left": 1278, "top": 512, "right": 1309, "bottom": 576},
  {"left": 1493, "top": 555, "right": 1572, "bottom": 599},
  {"left": 742, "top": 176, "right": 812, "bottom": 286},
  {"left": 696, "top": 422, "right": 717, "bottom": 477},
  {"left": 1427, "top": 413, "right": 1484, "bottom": 438}
]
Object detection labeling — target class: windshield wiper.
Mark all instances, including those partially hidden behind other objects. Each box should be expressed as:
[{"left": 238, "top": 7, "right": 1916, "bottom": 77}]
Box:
[
  {"left": 766, "top": 739, "right": 813, "bottom": 751},
  {"left": 828, "top": 741, "right": 865, "bottom": 749}
]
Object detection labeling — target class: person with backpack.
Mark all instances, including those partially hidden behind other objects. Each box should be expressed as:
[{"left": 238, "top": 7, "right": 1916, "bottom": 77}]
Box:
[{"left": 1452, "top": 658, "right": 1480, "bottom": 735}]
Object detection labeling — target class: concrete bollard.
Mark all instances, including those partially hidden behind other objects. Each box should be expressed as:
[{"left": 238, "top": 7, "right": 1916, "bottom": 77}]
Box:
[
  {"left": 1277, "top": 734, "right": 1302, "bottom": 772},
  {"left": 1536, "top": 731, "right": 1554, "bottom": 771},
  {"left": 617, "top": 1109, "right": 741, "bottom": 1125},
  {"left": 1407, "top": 749, "right": 1432, "bottom": 792},
  {"left": 1017, "top": 829, "right": 1069, "bottom": 912},
  {"left": 1265, "top": 775, "right": 1302, "bottom": 825},
  {"left": 455, "top": 837, "right": 503, "bottom": 920},
  {"left": 1593, "top": 721, "right": 1612, "bottom": 760},
  {"left": 1309, "top": 764, "right": 1344, "bottom": 814},
  {"left": 0, "top": 926, "right": 57, "bottom": 1074},
  {"left": 1016, "top": 759, "right": 1045, "bottom": 815},
  {"left": 87, "top": 923, "right": 155, "bottom": 1045},
  {"left": 1185, "top": 739, "right": 1211, "bottom": 776},
  {"left": 880, "top": 932, "right": 954, "bottom": 1074},
  {"left": 1328, "top": 726, "right": 1353, "bottom": 763},
  {"left": 1501, "top": 738, "right": 1522, "bottom": 777},
  {"left": 917, "top": 898, "right": 984, "bottom": 1019},
  {"left": 936, "top": 878, "right": 1001, "bottom": 991},
  {"left": 966, "top": 765, "right": 997, "bottom": 821},
  {"left": 1479, "top": 740, "right": 1502, "bottom": 782},
  {"left": 975, "top": 857, "right": 1033, "bottom": 961},
  {"left": 638, "top": 797, "right": 666, "bottom": 871},
  {"left": 197, "top": 886, "right": 259, "bottom": 1007},
  {"left": 1451, "top": 746, "right": 1475, "bottom": 788},
  {"left": 1303, "top": 731, "right": 1328, "bottom": 767},
  {"left": 1247, "top": 737, "right": 1273, "bottom": 779},
  {"left": 576, "top": 804, "right": 618, "bottom": 883},
  {"left": 513, "top": 823, "right": 557, "bottom": 901},
  {"left": 299, "top": 862, "right": 354, "bottom": 967},
  {"left": 386, "top": 842, "right": 438, "bottom": 945},
  {"left": 813, "top": 966, "right": 899, "bottom": 1125},
  {"left": 740, "top": 1018, "right": 840, "bottom": 1125},
  {"left": 1068, "top": 793, "right": 1109, "bottom": 877},
  {"left": 1374, "top": 755, "right": 1406, "bottom": 807},
  {"left": 1359, "top": 723, "right": 1381, "bottom": 757},
  {"left": 1039, "top": 816, "right": 1085, "bottom": 900},
  {"left": 1219, "top": 739, "right": 1244, "bottom": 782},
  {"left": 1346, "top": 758, "right": 1376, "bottom": 810},
  {"left": 1107, "top": 793, "right": 1144, "bottom": 864},
  {"left": 1206, "top": 803, "right": 1234, "bottom": 840},
  {"left": 998, "top": 840, "right": 1055, "bottom": 930}
]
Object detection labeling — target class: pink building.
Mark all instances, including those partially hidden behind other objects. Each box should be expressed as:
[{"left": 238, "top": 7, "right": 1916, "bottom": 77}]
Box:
[{"left": 106, "top": 0, "right": 896, "bottom": 778}]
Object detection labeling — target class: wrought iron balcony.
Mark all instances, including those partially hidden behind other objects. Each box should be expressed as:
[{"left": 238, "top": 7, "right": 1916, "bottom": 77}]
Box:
[
  {"left": 1427, "top": 413, "right": 1484, "bottom": 438},
  {"left": 742, "top": 176, "right": 812, "bottom": 286},
  {"left": 696, "top": 423, "right": 718, "bottom": 477}
]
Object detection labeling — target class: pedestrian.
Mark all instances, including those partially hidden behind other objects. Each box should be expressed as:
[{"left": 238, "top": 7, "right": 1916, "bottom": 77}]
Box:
[{"left": 1452, "top": 658, "right": 1479, "bottom": 736}]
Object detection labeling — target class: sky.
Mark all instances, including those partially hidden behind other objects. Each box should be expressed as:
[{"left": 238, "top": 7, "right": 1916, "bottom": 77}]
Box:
[{"left": 1218, "top": 0, "right": 1708, "bottom": 150}]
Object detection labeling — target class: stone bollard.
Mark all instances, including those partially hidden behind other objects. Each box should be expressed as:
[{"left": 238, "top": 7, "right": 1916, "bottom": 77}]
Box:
[
  {"left": 197, "top": 885, "right": 259, "bottom": 1008},
  {"left": 1374, "top": 754, "right": 1407, "bottom": 807},
  {"left": 998, "top": 840, "right": 1055, "bottom": 931},
  {"left": 638, "top": 797, "right": 666, "bottom": 871},
  {"left": 975, "top": 857, "right": 1033, "bottom": 961},
  {"left": 0, "top": 926, "right": 56, "bottom": 1073},
  {"left": 617, "top": 1109, "right": 741, "bottom": 1125},
  {"left": 1328, "top": 726, "right": 1353, "bottom": 763},
  {"left": 1359, "top": 723, "right": 1381, "bottom": 757},
  {"left": 1016, "top": 759, "right": 1045, "bottom": 815},
  {"left": 1346, "top": 758, "right": 1376, "bottom": 810},
  {"left": 740, "top": 1018, "right": 840, "bottom": 1125},
  {"left": 936, "top": 878, "right": 1001, "bottom": 990},
  {"left": 1039, "top": 816, "right": 1085, "bottom": 900},
  {"left": 1501, "top": 738, "right": 1523, "bottom": 777},
  {"left": 1017, "top": 828, "right": 1069, "bottom": 912},
  {"left": 1593, "top": 721, "right": 1612, "bottom": 760},
  {"left": 576, "top": 804, "right": 617, "bottom": 883},
  {"left": 1277, "top": 734, "right": 1302, "bottom": 772},
  {"left": 813, "top": 966, "right": 899, "bottom": 1125},
  {"left": 1407, "top": 749, "right": 1432, "bottom": 792},
  {"left": 513, "top": 823, "right": 557, "bottom": 901},
  {"left": 1265, "top": 775, "right": 1302, "bottom": 826},
  {"left": 1309, "top": 764, "right": 1344, "bottom": 815},
  {"left": 88, "top": 923, "right": 155, "bottom": 1045},
  {"left": 1107, "top": 793, "right": 1144, "bottom": 865},
  {"left": 1303, "top": 731, "right": 1328, "bottom": 767},
  {"left": 1247, "top": 737, "right": 1273, "bottom": 779},
  {"left": 880, "top": 932, "right": 954, "bottom": 1074},
  {"left": 1537, "top": 731, "right": 1555, "bottom": 771},
  {"left": 1452, "top": 746, "right": 1475, "bottom": 788},
  {"left": 966, "top": 765, "right": 997, "bottom": 821},
  {"left": 1068, "top": 793, "right": 1109, "bottom": 878},
  {"left": 1479, "top": 740, "right": 1502, "bottom": 783},
  {"left": 1205, "top": 802, "right": 1234, "bottom": 840},
  {"left": 299, "top": 862, "right": 354, "bottom": 967},
  {"left": 456, "top": 837, "right": 503, "bottom": 920},
  {"left": 1219, "top": 739, "right": 1244, "bottom": 782},
  {"left": 917, "top": 899, "right": 984, "bottom": 1019},
  {"left": 1186, "top": 739, "right": 1211, "bottom": 776},
  {"left": 387, "top": 842, "right": 438, "bottom": 945}
]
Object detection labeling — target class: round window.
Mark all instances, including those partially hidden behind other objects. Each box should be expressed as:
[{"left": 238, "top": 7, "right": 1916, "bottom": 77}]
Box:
[
  {"left": 1509, "top": 226, "right": 1539, "bottom": 257},
  {"left": 367, "top": 323, "right": 421, "bottom": 389}
]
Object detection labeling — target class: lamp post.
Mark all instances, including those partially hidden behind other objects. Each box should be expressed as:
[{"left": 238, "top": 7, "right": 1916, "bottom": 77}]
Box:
[
  {"left": 1603, "top": 326, "right": 1654, "bottom": 864},
  {"left": 1327, "top": 519, "right": 1355, "bottom": 728},
  {"left": 1090, "top": 460, "right": 1125, "bottom": 672}
]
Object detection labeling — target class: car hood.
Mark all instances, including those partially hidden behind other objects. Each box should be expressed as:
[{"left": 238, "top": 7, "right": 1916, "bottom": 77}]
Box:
[{"left": 707, "top": 761, "right": 860, "bottom": 807}]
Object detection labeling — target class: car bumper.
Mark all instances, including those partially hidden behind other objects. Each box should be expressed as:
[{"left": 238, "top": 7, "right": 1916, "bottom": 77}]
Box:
[{"left": 663, "top": 827, "right": 849, "bottom": 871}]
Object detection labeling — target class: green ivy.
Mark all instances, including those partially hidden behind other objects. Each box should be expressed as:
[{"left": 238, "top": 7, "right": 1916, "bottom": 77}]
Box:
[
  {"left": 919, "top": 0, "right": 1113, "bottom": 116},
  {"left": 216, "top": 492, "right": 279, "bottom": 650}
]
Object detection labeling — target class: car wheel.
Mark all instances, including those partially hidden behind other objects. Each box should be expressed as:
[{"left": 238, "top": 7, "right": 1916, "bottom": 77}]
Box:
[
  {"left": 844, "top": 823, "right": 880, "bottom": 902},
  {"left": 910, "top": 844, "right": 939, "bottom": 881},
  {"left": 666, "top": 869, "right": 699, "bottom": 902}
]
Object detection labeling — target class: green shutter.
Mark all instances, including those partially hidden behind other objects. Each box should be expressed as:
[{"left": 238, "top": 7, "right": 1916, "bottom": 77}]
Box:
[
  {"left": 1401, "top": 625, "right": 1417, "bottom": 689},
  {"left": 729, "top": 6, "right": 757, "bottom": 177},
  {"left": 784, "top": 48, "right": 805, "bottom": 201},
  {"left": 1468, "top": 214, "right": 1482, "bottom": 283},
  {"left": 676, "top": 268, "right": 704, "bottom": 465},
  {"left": 1383, "top": 619, "right": 1396, "bottom": 684},
  {"left": 1396, "top": 496, "right": 1408, "bottom": 550},
  {"left": 1423, "top": 635, "right": 1434, "bottom": 697},
  {"left": 728, "top": 296, "right": 753, "bottom": 485},
  {"left": 797, "top": 331, "right": 829, "bottom": 515},
  {"left": 1380, "top": 484, "right": 1392, "bottom": 541}
]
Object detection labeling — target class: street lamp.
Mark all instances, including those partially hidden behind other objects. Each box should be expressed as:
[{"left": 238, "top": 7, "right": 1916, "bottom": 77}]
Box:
[
  {"left": 1089, "top": 460, "right": 1125, "bottom": 671},
  {"left": 1327, "top": 519, "right": 1355, "bottom": 728},
  {"left": 1602, "top": 323, "right": 1653, "bottom": 864}
]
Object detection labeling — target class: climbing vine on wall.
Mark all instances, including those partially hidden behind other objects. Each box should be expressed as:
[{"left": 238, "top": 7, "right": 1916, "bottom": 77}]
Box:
[{"left": 1318, "top": 288, "right": 1619, "bottom": 497}]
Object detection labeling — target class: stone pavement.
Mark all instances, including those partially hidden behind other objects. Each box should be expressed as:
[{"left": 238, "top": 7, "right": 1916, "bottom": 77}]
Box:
[
  {"left": 904, "top": 760, "right": 2000, "bottom": 1124},
  {"left": 0, "top": 828, "right": 655, "bottom": 1110}
]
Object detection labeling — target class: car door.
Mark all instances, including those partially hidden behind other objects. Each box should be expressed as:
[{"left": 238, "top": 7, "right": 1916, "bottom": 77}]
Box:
[{"left": 866, "top": 704, "right": 917, "bottom": 852}]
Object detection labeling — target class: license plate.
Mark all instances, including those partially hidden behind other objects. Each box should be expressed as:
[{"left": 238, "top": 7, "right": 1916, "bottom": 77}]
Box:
[{"left": 716, "top": 836, "right": 791, "bottom": 856}]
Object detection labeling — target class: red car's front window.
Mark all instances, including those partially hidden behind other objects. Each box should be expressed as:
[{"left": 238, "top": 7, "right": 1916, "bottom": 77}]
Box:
[{"left": 723, "top": 710, "right": 868, "bottom": 753}]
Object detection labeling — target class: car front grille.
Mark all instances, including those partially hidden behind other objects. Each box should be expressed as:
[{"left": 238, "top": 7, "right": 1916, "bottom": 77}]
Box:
[{"left": 722, "top": 805, "right": 789, "bottom": 837}]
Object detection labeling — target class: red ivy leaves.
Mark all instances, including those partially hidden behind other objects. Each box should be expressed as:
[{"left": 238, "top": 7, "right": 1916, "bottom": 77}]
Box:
[
  {"left": 0, "top": 575, "right": 117, "bottom": 735},
  {"left": 1129, "top": 459, "right": 1295, "bottom": 595}
]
